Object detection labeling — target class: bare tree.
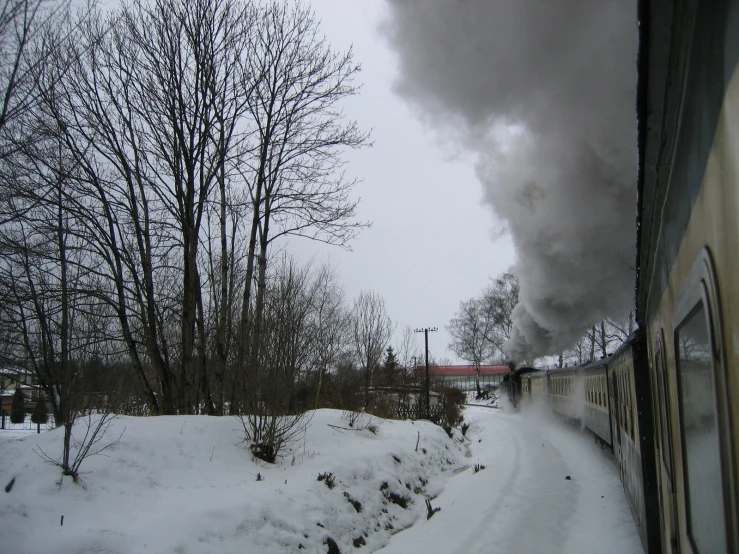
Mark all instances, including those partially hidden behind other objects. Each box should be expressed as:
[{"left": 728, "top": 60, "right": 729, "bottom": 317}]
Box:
[
  {"left": 239, "top": 256, "right": 314, "bottom": 463},
  {"left": 351, "top": 290, "right": 393, "bottom": 408},
  {"left": 479, "top": 271, "right": 519, "bottom": 353},
  {"left": 447, "top": 298, "right": 495, "bottom": 395},
  {"left": 0, "top": 0, "right": 370, "bottom": 419},
  {"left": 0, "top": 0, "right": 70, "bottom": 145},
  {"left": 307, "top": 263, "right": 348, "bottom": 408},
  {"left": 237, "top": 1, "right": 370, "bottom": 395},
  {"left": 200, "top": 196, "right": 248, "bottom": 414},
  {"left": 24, "top": 0, "right": 264, "bottom": 414},
  {"left": 560, "top": 311, "right": 634, "bottom": 366},
  {"left": 394, "top": 325, "right": 421, "bottom": 384}
]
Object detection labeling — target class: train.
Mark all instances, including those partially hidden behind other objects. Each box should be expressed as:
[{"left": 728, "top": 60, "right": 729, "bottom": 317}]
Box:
[
  {"left": 505, "top": 2, "right": 739, "bottom": 553},
  {"left": 505, "top": 338, "right": 658, "bottom": 553}
]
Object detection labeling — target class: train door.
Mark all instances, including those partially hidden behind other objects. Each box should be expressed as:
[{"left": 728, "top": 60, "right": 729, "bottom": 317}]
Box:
[{"left": 610, "top": 370, "right": 623, "bottom": 481}]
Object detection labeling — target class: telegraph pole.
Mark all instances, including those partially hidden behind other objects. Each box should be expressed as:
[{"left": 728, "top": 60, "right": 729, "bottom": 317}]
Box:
[{"left": 414, "top": 327, "right": 437, "bottom": 419}]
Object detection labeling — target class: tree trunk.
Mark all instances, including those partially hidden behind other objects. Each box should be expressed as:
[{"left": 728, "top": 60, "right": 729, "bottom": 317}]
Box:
[
  {"left": 589, "top": 326, "right": 596, "bottom": 362},
  {"left": 599, "top": 321, "right": 607, "bottom": 358}
]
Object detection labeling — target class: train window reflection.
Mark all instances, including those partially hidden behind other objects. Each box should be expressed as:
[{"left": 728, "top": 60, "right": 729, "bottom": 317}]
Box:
[{"left": 675, "top": 301, "right": 726, "bottom": 554}]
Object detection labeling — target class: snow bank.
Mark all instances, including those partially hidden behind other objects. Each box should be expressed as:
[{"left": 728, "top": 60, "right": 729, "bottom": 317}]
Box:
[
  {"left": 0, "top": 410, "right": 466, "bottom": 554},
  {"left": 465, "top": 389, "right": 499, "bottom": 408}
]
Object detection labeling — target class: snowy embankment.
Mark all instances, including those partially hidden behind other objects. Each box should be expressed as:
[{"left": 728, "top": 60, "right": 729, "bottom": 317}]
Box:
[
  {"left": 465, "top": 388, "right": 499, "bottom": 408},
  {"left": 0, "top": 410, "right": 466, "bottom": 554}
]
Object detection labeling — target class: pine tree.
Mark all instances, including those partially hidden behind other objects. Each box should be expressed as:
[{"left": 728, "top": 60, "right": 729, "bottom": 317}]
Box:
[
  {"left": 10, "top": 388, "right": 25, "bottom": 424},
  {"left": 382, "top": 347, "right": 398, "bottom": 387},
  {"left": 31, "top": 397, "right": 49, "bottom": 424}
]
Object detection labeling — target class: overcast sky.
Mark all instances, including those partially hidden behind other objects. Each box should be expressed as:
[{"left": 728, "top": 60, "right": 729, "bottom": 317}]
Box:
[{"left": 282, "top": 1, "right": 516, "bottom": 364}]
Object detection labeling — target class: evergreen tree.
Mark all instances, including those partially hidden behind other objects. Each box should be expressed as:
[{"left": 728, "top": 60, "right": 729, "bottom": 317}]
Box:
[
  {"left": 10, "top": 388, "right": 25, "bottom": 424},
  {"left": 31, "top": 397, "right": 49, "bottom": 424},
  {"left": 382, "top": 347, "right": 398, "bottom": 386}
]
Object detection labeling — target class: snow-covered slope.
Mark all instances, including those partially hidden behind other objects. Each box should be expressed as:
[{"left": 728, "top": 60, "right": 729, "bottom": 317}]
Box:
[{"left": 0, "top": 410, "right": 466, "bottom": 554}]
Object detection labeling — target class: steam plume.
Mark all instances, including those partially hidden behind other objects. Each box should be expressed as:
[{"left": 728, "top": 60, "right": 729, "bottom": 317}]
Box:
[{"left": 383, "top": 0, "right": 637, "bottom": 360}]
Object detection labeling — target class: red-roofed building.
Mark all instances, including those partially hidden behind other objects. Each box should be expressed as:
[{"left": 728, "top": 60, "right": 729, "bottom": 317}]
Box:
[{"left": 417, "top": 365, "right": 510, "bottom": 391}]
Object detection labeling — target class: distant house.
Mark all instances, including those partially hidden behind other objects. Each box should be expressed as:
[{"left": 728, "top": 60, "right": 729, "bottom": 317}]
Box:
[
  {"left": 418, "top": 364, "right": 510, "bottom": 391},
  {"left": 0, "top": 367, "right": 43, "bottom": 415}
]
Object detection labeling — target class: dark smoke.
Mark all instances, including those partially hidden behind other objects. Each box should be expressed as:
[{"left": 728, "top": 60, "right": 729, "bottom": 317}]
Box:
[{"left": 383, "top": 0, "right": 637, "bottom": 360}]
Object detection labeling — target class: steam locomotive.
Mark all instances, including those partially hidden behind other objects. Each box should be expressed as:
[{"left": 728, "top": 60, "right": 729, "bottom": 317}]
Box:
[{"left": 507, "top": 2, "right": 739, "bottom": 552}]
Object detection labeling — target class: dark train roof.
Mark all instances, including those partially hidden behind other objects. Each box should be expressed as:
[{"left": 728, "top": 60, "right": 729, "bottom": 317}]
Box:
[
  {"left": 501, "top": 366, "right": 536, "bottom": 382},
  {"left": 636, "top": 0, "right": 739, "bottom": 325},
  {"left": 546, "top": 365, "right": 582, "bottom": 376},
  {"left": 546, "top": 357, "right": 610, "bottom": 376},
  {"left": 520, "top": 369, "right": 548, "bottom": 379},
  {"left": 579, "top": 357, "right": 611, "bottom": 373}
]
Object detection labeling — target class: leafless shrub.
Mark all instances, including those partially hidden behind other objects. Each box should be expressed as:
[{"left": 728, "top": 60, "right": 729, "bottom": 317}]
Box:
[
  {"left": 342, "top": 409, "right": 362, "bottom": 428},
  {"left": 317, "top": 471, "right": 336, "bottom": 489},
  {"left": 238, "top": 411, "right": 310, "bottom": 464},
  {"left": 34, "top": 412, "right": 124, "bottom": 486},
  {"left": 342, "top": 409, "right": 381, "bottom": 434}
]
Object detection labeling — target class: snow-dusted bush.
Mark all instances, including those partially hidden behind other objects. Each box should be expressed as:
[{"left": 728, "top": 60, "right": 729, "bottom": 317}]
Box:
[{"left": 439, "top": 386, "right": 465, "bottom": 428}]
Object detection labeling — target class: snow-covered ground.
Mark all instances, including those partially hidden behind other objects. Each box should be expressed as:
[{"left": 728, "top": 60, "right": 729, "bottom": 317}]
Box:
[
  {"left": 0, "top": 404, "right": 642, "bottom": 554},
  {"left": 380, "top": 403, "right": 642, "bottom": 554},
  {"left": 0, "top": 410, "right": 466, "bottom": 554}
]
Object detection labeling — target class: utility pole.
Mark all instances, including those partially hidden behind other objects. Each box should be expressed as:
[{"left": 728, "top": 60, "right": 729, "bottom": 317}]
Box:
[{"left": 414, "top": 327, "right": 437, "bottom": 419}]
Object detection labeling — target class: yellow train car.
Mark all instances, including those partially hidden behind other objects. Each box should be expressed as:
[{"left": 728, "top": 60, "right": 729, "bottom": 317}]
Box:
[
  {"left": 607, "top": 339, "right": 659, "bottom": 552},
  {"left": 583, "top": 359, "right": 611, "bottom": 446},
  {"left": 548, "top": 367, "right": 582, "bottom": 421},
  {"left": 637, "top": 1, "right": 739, "bottom": 552}
]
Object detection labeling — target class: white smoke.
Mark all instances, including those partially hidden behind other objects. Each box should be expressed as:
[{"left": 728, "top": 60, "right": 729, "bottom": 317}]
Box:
[{"left": 383, "top": 0, "right": 637, "bottom": 360}]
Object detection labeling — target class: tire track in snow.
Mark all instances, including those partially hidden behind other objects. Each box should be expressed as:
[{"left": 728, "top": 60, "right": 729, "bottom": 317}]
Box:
[
  {"left": 453, "top": 413, "right": 573, "bottom": 554},
  {"left": 451, "top": 422, "right": 523, "bottom": 554}
]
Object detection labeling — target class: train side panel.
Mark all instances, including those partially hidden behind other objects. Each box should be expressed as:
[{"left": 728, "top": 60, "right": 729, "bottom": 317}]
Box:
[
  {"left": 608, "top": 346, "right": 644, "bottom": 541},
  {"left": 638, "top": 1, "right": 739, "bottom": 551},
  {"left": 583, "top": 364, "right": 612, "bottom": 446},
  {"left": 549, "top": 368, "right": 583, "bottom": 421}
]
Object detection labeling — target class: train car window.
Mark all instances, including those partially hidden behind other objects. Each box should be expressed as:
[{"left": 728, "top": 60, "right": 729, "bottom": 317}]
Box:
[{"left": 675, "top": 300, "right": 726, "bottom": 554}]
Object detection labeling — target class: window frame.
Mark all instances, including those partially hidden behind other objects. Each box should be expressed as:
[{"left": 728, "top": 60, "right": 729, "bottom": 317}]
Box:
[
  {"left": 653, "top": 330, "right": 675, "bottom": 492},
  {"left": 672, "top": 248, "right": 736, "bottom": 554}
]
